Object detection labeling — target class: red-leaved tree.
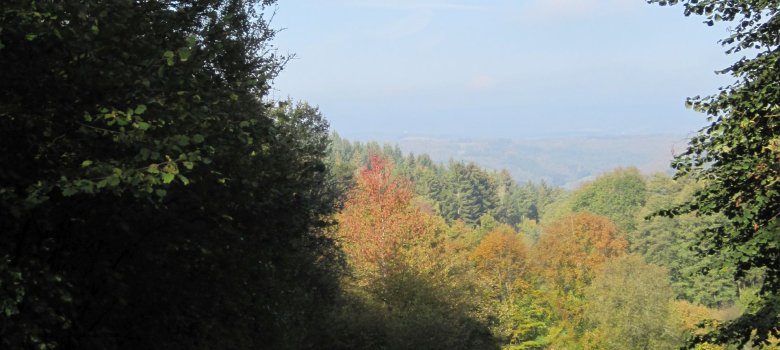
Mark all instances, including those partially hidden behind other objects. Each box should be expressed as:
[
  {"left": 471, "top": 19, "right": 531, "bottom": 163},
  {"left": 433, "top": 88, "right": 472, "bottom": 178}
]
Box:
[{"left": 337, "top": 155, "right": 435, "bottom": 280}]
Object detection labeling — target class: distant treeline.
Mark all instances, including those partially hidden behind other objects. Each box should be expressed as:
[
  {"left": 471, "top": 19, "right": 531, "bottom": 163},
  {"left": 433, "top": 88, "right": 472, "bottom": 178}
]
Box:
[{"left": 328, "top": 133, "right": 561, "bottom": 227}]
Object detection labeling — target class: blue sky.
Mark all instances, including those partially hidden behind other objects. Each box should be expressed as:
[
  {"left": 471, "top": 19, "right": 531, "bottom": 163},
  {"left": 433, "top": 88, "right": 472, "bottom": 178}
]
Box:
[{"left": 268, "top": 0, "right": 734, "bottom": 140}]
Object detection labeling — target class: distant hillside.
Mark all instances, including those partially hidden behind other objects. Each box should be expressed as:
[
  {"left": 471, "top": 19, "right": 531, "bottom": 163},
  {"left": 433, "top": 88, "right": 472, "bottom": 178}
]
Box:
[{"left": 387, "top": 135, "right": 690, "bottom": 188}]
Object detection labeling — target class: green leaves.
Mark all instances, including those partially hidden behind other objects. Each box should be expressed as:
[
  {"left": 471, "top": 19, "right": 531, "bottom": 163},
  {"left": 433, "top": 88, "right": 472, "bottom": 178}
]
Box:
[
  {"left": 0, "top": 1, "right": 347, "bottom": 349},
  {"left": 135, "top": 121, "right": 151, "bottom": 130},
  {"left": 650, "top": 0, "right": 780, "bottom": 347},
  {"left": 177, "top": 47, "right": 191, "bottom": 62},
  {"left": 165, "top": 42, "right": 194, "bottom": 65},
  {"left": 162, "top": 173, "right": 175, "bottom": 184},
  {"left": 163, "top": 50, "right": 175, "bottom": 66}
]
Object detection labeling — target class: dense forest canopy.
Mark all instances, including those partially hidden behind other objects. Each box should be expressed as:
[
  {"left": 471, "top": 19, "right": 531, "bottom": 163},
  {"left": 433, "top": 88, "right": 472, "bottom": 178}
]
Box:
[
  {"left": 324, "top": 135, "right": 777, "bottom": 349},
  {"left": 1, "top": 0, "right": 778, "bottom": 349},
  {"left": 1, "top": 0, "right": 342, "bottom": 348}
]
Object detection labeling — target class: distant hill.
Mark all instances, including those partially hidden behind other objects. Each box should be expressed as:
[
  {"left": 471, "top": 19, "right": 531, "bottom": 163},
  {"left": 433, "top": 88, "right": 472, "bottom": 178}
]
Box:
[{"left": 385, "top": 134, "right": 691, "bottom": 188}]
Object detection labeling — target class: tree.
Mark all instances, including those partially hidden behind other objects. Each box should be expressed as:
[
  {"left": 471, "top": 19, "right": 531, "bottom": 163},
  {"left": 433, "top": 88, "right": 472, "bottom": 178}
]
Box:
[
  {"left": 470, "top": 226, "right": 550, "bottom": 350},
  {"left": 569, "top": 167, "right": 647, "bottom": 233},
  {"left": 671, "top": 300, "right": 729, "bottom": 350},
  {"left": 471, "top": 225, "right": 530, "bottom": 303},
  {"left": 336, "top": 155, "right": 434, "bottom": 279},
  {"left": 440, "top": 162, "right": 498, "bottom": 225},
  {"left": 650, "top": 0, "right": 780, "bottom": 346},
  {"left": 531, "top": 213, "right": 627, "bottom": 347},
  {"left": 334, "top": 155, "right": 499, "bottom": 350},
  {"left": 493, "top": 170, "right": 524, "bottom": 227},
  {"left": 0, "top": 1, "right": 343, "bottom": 348},
  {"left": 584, "top": 255, "right": 682, "bottom": 350},
  {"left": 633, "top": 174, "right": 738, "bottom": 308},
  {"left": 533, "top": 212, "right": 627, "bottom": 295}
]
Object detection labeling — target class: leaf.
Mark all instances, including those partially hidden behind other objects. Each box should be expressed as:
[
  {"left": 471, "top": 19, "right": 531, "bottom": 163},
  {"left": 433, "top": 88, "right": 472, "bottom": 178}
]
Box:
[
  {"left": 81, "top": 160, "right": 93, "bottom": 168},
  {"left": 107, "top": 175, "right": 121, "bottom": 187},
  {"left": 176, "top": 135, "right": 190, "bottom": 146},
  {"left": 134, "top": 104, "right": 147, "bottom": 115},
  {"left": 185, "top": 35, "right": 197, "bottom": 47},
  {"left": 163, "top": 50, "right": 175, "bottom": 66},
  {"left": 192, "top": 134, "right": 205, "bottom": 144},
  {"left": 136, "top": 121, "right": 151, "bottom": 131},
  {"left": 162, "top": 173, "right": 175, "bottom": 184},
  {"left": 177, "top": 47, "right": 191, "bottom": 62},
  {"left": 62, "top": 187, "right": 78, "bottom": 197}
]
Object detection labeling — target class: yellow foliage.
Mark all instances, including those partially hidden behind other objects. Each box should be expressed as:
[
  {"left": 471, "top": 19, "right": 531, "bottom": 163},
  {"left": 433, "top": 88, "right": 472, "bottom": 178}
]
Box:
[
  {"left": 469, "top": 225, "right": 530, "bottom": 301},
  {"left": 532, "top": 212, "right": 627, "bottom": 294},
  {"left": 672, "top": 300, "right": 721, "bottom": 333}
]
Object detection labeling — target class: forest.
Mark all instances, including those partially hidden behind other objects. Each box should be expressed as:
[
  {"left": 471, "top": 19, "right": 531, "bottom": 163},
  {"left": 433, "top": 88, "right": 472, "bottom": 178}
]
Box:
[
  {"left": 0, "top": 0, "right": 778, "bottom": 349},
  {"left": 323, "top": 134, "right": 771, "bottom": 350}
]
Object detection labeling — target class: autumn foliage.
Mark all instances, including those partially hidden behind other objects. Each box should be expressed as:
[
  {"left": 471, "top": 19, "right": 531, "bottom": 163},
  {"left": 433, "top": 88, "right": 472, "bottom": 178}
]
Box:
[
  {"left": 327, "top": 149, "right": 750, "bottom": 350},
  {"left": 531, "top": 212, "right": 628, "bottom": 343},
  {"left": 337, "top": 155, "right": 437, "bottom": 277},
  {"left": 470, "top": 225, "right": 530, "bottom": 301},
  {"left": 333, "top": 155, "right": 499, "bottom": 349},
  {"left": 533, "top": 212, "right": 627, "bottom": 293}
]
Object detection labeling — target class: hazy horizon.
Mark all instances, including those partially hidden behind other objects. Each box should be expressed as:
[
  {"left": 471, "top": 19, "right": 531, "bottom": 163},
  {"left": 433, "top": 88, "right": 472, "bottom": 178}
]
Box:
[
  {"left": 331, "top": 133, "right": 689, "bottom": 188},
  {"left": 269, "top": 0, "right": 733, "bottom": 140}
]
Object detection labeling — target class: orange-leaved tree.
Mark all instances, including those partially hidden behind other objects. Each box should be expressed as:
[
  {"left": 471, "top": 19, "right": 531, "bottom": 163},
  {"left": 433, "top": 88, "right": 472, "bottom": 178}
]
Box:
[
  {"left": 470, "top": 225, "right": 551, "bottom": 349},
  {"left": 470, "top": 224, "right": 530, "bottom": 302},
  {"left": 333, "top": 155, "right": 500, "bottom": 350},
  {"left": 337, "top": 155, "right": 437, "bottom": 280},
  {"left": 531, "top": 212, "right": 627, "bottom": 346},
  {"left": 533, "top": 212, "right": 627, "bottom": 294}
]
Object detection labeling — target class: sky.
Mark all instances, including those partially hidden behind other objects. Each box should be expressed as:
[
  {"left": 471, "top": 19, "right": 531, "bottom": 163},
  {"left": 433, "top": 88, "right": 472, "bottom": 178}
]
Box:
[{"left": 267, "top": 0, "right": 735, "bottom": 140}]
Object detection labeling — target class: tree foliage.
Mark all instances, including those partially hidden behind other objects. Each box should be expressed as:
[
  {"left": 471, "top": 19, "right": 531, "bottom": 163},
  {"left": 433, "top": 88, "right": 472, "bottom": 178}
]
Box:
[
  {"left": 544, "top": 167, "right": 647, "bottom": 233},
  {"left": 569, "top": 167, "right": 647, "bottom": 233},
  {"left": 530, "top": 213, "right": 628, "bottom": 348},
  {"left": 650, "top": 0, "right": 780, "bottom": 346},
  {"left": 470, "top": 226, "right": 550, "bottom": 350},
  {"left": 533, "top": 212, "right": 627, "bottom": 294},
  {"left": 471, "top": 225, "right": 530, "bottom": 302},
  {"left": 0, "top": 1, "right": 343, "bottom": 348},
  {"left": 326, "top": 135, "right": 558, "bottom": 229},
  {"left": 334, "top": 155, "right": 498, "bottom": 350},
  {"left": 337, "top": 155, "right": 433, "bottom": 279},
  {"left": 634, "top": 174, "right": 738, "bottom": 308},
  {"left": 585, "top": 255, "right": 681, "bottom": 350}
]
